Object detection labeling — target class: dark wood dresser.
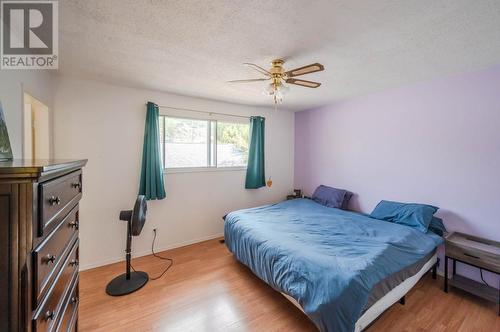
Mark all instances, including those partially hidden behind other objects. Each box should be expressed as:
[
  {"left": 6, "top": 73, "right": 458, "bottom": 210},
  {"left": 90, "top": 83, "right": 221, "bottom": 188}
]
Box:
[{"left": 0, "top": 160, "right": 87, "bottom": 332}]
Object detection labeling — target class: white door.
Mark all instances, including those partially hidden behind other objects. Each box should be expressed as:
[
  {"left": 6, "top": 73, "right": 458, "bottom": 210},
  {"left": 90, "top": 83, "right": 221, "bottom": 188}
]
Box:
[
  {"left": 33, "top": 103, "right": 50, "bottom": 159},
  {"left": 23, "top": 102, "right": 33, "bottom": 159},
  {"left": 23, "top": 93, "right": 50, "bottom": 159}
]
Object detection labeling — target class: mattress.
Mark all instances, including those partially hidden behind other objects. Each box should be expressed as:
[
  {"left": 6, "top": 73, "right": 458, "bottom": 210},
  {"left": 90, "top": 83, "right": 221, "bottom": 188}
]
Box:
[{"left": 224, "top": 198, "right": 443, "bottom": 332}]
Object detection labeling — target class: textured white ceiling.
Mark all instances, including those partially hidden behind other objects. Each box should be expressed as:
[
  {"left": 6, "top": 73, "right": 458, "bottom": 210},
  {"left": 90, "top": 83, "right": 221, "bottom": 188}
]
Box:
[{"left": 60, "top": 0, "right": 500, "bottom": 111}]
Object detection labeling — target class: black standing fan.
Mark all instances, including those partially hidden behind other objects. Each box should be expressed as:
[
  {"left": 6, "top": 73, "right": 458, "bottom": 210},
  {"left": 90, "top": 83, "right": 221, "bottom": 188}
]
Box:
[{"left": 106, "top": 195, "right": 149, "bottom": 296}]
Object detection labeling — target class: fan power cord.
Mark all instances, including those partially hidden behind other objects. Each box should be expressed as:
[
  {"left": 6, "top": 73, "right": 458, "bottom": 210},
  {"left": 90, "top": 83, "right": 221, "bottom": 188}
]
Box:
[
  {"left": 130, "top": 228, "right": 174, "bottom": 280},
  {"left": 479, "top": 268, "right": 490, "bottom": 287},
  {"left": 149, "top": 229, "right": 174, "bottom": 280}
]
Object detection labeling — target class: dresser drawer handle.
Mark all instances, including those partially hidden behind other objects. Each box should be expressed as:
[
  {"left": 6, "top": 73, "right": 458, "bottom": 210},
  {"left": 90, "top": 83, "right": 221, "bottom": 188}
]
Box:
[
  {"left": 43, "top": 254, "right": 56, "bottom": 264},
  {"left": 71, "top": 182, "right": 81, "bottom": 189},
  {"left": 463, "top": 252, "right": 480, "bottom": 259},
  {"left": 69, "top": 221, "right": 79, "bottom": 230},
  {"left": 69, "top": 259, "right": 79, "bottom": 267},
  {"left": 44, "top": 310, "right": 55, "bottom": 321},
  {"left": 48, "top": 196, "right": 61, "bottom": 206}
]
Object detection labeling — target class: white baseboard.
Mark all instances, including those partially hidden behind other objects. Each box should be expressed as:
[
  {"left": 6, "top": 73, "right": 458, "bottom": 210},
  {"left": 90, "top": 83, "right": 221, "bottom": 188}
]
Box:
[{"left": 79, "top": 232, "right": 224, "bottom": 271}]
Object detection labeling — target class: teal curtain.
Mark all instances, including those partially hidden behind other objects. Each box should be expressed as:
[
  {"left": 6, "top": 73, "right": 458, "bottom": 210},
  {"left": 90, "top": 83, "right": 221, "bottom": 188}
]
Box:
[
  {"left": 139, "top": 102, "right": 166, "bottom": 200},
  {"left": 245, "top": 116, "right": 265, "bottom": 189}
]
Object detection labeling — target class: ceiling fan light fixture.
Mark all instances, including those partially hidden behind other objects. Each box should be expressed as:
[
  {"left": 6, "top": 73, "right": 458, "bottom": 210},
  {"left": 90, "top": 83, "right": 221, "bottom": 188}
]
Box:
[
  {"left": 262, "top": 83, "right": 275, "bottom": 96},
  {"left": 276, "top": 84, "right": 290, "bottom": 95},
  {"left": 275, "top": 91, "right": 284, "bottom": 103},
  {"left": 230, "top": 59, "right": 324, "bottom": 109}
]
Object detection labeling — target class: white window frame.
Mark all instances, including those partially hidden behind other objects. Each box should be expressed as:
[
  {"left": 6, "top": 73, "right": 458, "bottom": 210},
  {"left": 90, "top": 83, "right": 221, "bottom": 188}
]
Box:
[{"left": 159, "top": 112, "right": 249, "bottom": 174}]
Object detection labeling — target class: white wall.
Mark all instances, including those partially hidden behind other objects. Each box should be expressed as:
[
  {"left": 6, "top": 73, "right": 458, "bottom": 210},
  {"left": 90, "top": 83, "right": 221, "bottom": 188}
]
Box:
[
  {"left": 0, "top": 71, "right": 55, "bottom": 158},
  {"left": 53, "top": 77, "right": 295, "bottom": 270}
]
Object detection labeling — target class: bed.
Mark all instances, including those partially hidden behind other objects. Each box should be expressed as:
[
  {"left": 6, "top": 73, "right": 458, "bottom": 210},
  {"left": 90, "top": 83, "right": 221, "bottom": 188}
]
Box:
[{"left": 224, "top": 198, "right": 443, "bottom": 332}]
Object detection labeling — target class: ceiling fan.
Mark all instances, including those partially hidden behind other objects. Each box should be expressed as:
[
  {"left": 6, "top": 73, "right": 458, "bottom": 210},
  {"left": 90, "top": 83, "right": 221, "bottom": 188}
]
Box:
[{"left": 228, "top": 59, "right": 325, "bottom": 108}]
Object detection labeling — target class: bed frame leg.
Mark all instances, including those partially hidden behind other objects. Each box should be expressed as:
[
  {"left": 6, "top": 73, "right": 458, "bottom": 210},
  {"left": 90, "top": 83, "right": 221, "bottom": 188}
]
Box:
[
  {"left": 399, "top": 296, "right": 405, "bottom": 305},
  {"left": 432, "top": 262, "right": 437, "bottom": 280}
]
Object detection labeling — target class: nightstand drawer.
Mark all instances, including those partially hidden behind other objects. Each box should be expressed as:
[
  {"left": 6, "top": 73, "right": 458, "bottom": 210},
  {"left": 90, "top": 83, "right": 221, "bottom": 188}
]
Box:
[{"left": 446, "top": 242, "right": 500, "bottom": 274}]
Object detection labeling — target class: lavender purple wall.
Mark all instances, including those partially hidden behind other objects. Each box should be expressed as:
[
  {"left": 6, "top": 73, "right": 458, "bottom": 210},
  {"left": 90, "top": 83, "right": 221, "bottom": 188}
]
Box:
[{"left": 295, "top": 65, "right": 500, "bottom": 286}]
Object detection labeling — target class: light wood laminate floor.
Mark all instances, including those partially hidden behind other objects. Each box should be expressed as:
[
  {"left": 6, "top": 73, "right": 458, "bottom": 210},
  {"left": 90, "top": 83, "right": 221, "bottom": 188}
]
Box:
[{"left": 80, "top": 238, "right": 500, "bottom": 331}]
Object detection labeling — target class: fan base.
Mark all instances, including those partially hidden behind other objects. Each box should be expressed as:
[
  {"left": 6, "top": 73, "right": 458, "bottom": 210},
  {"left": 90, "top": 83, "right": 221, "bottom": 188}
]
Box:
[{"left": 106, "top": 271, "right": 149, "bottom": 296}]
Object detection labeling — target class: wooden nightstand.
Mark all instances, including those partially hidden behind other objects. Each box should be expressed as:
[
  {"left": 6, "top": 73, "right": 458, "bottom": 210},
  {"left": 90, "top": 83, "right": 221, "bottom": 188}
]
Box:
[{"left": 444, "top": 232, "right": 500, "bottom": 315}]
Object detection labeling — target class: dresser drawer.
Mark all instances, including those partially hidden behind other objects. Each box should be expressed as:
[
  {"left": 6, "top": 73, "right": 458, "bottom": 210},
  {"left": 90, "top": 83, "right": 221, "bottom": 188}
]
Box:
[
  {"left": 446, "top": 242, "right": 500, "bottom": 273},
  {"left": 34, "top": 205, "right": 79, "bottom": 304},
  {"left": 33, "top": 241, "right": 79, "bottom": 332},
  {"left": 55, "top": 276, "right": 79, "bottom": 332},
  {"left": 39, "top": 170, "right": 82, "bottom": 236}
]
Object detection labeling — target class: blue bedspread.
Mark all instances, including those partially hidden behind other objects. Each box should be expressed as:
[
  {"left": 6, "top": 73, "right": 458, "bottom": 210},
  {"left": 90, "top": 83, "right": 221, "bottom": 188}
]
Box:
[{"left": 224, "top": 199, "right": 443, "bottom": 332}]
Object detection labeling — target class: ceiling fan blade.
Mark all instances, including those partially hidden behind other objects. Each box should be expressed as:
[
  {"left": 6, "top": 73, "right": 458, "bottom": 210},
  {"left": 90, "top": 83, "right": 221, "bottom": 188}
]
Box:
[
  {"left": 227, "top": 78, "right": 270, "bottom": 83},
  {"left": 243, "top": 63, "right": 271, "bottom": 76},
  {"left": 285, "top": 63, "right": 324, "bottom": 77},
  {"left": 285, "top": 78, "right": 321, "bottom": 88}
]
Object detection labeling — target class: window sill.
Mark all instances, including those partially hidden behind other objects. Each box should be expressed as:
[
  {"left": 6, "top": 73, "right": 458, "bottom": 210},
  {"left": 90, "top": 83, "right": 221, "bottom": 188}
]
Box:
[{"left": 164, "top": 166, "right": 247, "bottom": 174}]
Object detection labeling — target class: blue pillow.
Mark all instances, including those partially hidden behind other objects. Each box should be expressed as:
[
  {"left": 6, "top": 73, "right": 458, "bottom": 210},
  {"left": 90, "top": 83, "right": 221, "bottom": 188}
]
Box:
[
  {"left": 370, "top": 200, "right": 438, "bottom": 233},
  {"left": 428, "top": 216, "right": 447, "bottom": 236},
  {"left": 312, "top": 185, "right": 352, "bottom": 210}
]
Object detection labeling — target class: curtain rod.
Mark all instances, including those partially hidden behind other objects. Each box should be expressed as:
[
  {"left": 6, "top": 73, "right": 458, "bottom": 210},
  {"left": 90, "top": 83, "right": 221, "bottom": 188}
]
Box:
[{"left": 147, "top": 103, "right": 250, "bottom": 119}]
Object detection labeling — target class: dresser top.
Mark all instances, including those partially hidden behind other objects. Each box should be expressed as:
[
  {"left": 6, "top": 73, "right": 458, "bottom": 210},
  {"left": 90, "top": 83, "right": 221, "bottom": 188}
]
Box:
[{"left": 0, "top": 159, "right": 87, "bottom": 180}]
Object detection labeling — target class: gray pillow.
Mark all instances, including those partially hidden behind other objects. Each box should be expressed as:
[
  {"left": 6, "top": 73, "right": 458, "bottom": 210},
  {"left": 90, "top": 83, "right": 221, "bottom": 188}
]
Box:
[
  {"left": 312, "top": 185, "right": 353, "bottom": 210},
  {"left": 341, "top": 191, "right": 353, "bottom": 210}
]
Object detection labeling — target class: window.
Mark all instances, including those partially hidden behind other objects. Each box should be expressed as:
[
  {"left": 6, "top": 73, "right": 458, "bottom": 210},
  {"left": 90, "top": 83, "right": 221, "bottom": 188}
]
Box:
[
  {"left": 159, "top": 116, "right": 249, "bottom": 170},
  {"left": 216, "top": 121, "right": 249, "bottom": 167}
]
